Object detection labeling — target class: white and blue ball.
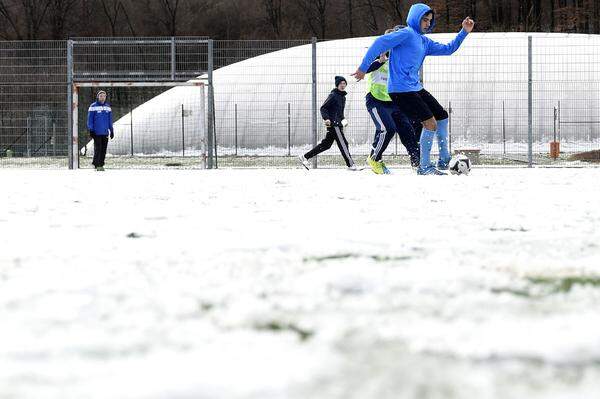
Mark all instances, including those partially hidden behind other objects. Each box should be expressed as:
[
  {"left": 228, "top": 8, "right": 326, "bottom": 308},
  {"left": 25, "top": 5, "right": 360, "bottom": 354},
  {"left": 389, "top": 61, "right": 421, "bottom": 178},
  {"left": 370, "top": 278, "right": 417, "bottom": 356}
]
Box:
[{"left": 449, "top": 155, "right": 471, "bottom": 175}]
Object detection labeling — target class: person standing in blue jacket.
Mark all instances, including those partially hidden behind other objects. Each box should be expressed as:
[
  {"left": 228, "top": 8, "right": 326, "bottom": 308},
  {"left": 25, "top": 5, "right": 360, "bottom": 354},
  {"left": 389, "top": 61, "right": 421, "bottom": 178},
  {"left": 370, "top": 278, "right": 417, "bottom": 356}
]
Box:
[
  {"left": 87, "top": 90, "right": 114, "bottom": 171},
  {"left": 353, "top": 3, "right": 474, "bottom": 175}
]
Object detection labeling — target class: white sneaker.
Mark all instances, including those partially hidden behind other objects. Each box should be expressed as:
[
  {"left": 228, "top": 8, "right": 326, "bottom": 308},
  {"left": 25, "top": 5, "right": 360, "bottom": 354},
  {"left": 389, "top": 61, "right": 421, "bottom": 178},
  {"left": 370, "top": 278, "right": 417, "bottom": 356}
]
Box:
[
  {"left": 298, "top": 155, "right": 310, "bottom": 170},
  {"left": 347, "top": 164, "right": 359, "bottom": 171}
]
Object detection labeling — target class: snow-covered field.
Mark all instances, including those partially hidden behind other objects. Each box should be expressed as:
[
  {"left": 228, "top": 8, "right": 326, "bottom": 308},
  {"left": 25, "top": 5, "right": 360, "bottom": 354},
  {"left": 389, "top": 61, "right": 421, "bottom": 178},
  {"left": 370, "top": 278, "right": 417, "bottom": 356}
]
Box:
[{"left": 1, "top": 168, "right": 600, "bottom": 399}]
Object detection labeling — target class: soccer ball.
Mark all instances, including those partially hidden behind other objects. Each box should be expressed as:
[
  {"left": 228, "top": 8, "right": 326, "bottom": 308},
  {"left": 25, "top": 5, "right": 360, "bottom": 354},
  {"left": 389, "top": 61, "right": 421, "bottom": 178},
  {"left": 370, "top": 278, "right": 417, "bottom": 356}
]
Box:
[{"left": 449, "top": 154, "right": 471, "bottom": 175}]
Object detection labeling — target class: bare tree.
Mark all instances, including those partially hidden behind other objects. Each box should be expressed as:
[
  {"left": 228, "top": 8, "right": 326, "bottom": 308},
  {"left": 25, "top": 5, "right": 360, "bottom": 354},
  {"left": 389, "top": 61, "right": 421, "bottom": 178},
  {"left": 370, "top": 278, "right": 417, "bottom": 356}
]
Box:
[
  {"left": 262, "top": 0, "right": 283, "bottom": 37},
  {"left": 465, "top": 0, "right": 477, "bottom": 19},
  {"left": 297, "top": 0, "right": 329, "bottom": 38},
  {"left": 361, "top": 0, "right": 380, "bottom": 33},
  {"left": 48, "top": 0, "right": 79, "bottom": 39},
  {"left": 100, "top": 0, "right": 123, "bottom": 36},
  {"left": 156, "top": 0, "right": 181, "bottom": 36},
  {"left": 347, "top": 0, "right": 354, "bottom": 36},
  {"left": 0, "top": 1, "right": 23, "bottom": 39},
  {"left": 381, "top": 0, "right": 406, "bottom": 23},
  {"left": 23, "top": 0, "right": 52, "bottom": 39},
  {"left": 0, "top": 0, "right": 52, "bottom": 39}
]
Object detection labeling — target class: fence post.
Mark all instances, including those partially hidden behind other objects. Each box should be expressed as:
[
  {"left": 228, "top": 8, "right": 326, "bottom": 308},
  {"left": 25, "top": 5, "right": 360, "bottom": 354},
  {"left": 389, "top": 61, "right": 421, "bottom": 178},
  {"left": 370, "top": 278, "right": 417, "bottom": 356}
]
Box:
[
  {"left": 67, "top": 39, "right": 74, "bottom": 169},
  {"left": 527, "top": 35, "right": 533, "bottom": 168},
  {"left": 52, "top": 122, "right": 56, "bottom": 157},
  {"left": 287, "top": 102, "right": 291, "bottom": 156},
  {"left": 502, "top": 100, "right": 506, "bottom": 156},
  {"left": 234, "top": 103, "right": 238, "bottom": 156},
  {"left": 129, "top": 104, "right": 134, "bottom": 156},
  {"left": 557, "top": 100, "right": 561, "bottom": 142},
  {"left": 207, "top": 39, "right": 215, "bottom": 169},
  {"left": 26, "top": 117, "right": 31, "bottom": 157},
  {"left": 213, "top": 93, "right": 218, "bottom": 169},
  {"left": 44, "top": 116, "right": 48, "bottom": 156},
  {"left": 72, "top": 85, "right": 79, "bottom": 168},
  {"left": 181, "top": 104, "right": 185, "bottom": 157},
  {"left": 171, "top": 37, "right": 176, "bottom": 81},
  {"left": 311, "top": 37, "right": 317, "bottom": 169}
]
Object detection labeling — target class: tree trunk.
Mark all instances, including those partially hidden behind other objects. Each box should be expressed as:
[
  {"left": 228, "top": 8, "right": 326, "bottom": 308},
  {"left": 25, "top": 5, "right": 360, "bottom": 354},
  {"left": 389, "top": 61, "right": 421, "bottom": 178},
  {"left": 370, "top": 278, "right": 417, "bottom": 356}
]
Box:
[
  {"left": 364, "top": 0, "right": 379, "bottom": 34},
  {"left": 261, "top": 0, "right": 282, "bottom": 38},
  {"left": 347, "top": 0, "right": 353, "bottom": 36}
]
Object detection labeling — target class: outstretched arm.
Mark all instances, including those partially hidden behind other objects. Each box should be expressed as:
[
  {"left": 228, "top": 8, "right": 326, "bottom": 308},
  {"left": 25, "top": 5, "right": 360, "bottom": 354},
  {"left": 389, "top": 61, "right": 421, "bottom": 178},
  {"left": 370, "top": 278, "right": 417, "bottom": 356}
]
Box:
[
  {"left": 427, "top": 17, "right": 474, "bottom": 56},
  {"left": 366, "top": 54, "right": 388, "bottom": 73},
  {"left": 352, "top": 30, "right": 409, "bottom": 81}
]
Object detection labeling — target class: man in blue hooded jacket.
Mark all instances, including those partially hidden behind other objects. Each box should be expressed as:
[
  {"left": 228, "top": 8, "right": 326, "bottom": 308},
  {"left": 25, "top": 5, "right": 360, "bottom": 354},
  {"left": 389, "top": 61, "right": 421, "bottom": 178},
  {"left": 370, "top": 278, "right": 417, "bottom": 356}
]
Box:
[
  {"left": 353, "top": 3, "right": 474, "bottom": 175},
  {"left": 87, "top": 90, "right": 114, "bottom": 171}
]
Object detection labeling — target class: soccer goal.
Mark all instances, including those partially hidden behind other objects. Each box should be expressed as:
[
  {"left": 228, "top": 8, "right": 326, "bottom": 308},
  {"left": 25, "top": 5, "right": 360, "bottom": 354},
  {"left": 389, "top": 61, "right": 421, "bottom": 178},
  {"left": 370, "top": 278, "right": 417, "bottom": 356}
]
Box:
[{"left": 71, "top": 81, "right": 209, "bottom": 169}]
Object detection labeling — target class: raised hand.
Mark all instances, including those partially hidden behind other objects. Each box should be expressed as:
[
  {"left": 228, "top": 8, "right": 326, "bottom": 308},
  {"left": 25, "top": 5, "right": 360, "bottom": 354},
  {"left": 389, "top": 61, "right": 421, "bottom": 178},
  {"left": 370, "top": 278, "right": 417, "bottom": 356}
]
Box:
[
  {"left": 351, "top": 69, "right": 366, "bottom": 82},
  {"left": 462, "top": 17, "right": 475, "bottom": 33}
]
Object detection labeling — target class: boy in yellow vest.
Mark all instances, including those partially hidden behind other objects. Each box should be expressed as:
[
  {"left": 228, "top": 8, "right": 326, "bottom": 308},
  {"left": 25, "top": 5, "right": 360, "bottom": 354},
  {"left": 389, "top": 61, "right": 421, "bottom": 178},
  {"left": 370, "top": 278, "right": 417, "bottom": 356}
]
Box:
[{"left": 365, "top": 27, "right": 421, "bottom": 174}]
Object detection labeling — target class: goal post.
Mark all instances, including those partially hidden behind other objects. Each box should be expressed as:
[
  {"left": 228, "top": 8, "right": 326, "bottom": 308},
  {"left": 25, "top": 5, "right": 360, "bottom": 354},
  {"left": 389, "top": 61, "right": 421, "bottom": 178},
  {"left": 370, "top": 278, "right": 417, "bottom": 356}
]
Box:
[
  {"left": 71, "top": 80, "right": 208, "bottom": 169},
  {"left": 68, "top": 36, "right": 214, "bottom": 170}
]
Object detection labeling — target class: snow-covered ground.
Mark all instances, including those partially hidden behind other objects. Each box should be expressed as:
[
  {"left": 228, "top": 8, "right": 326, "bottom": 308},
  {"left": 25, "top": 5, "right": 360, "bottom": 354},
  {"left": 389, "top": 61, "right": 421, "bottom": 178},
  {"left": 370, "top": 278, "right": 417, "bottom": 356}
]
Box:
[{"left": 1, "top": 168, "right": 600, "bottom": 399}]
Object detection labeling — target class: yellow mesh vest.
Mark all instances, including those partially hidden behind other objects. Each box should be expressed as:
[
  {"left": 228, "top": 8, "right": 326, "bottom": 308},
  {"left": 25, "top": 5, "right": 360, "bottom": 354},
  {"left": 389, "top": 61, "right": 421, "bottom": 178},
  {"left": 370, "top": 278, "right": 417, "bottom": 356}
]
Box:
[{"left": 366, "top": 62, "right": 392, "bottom": 102}]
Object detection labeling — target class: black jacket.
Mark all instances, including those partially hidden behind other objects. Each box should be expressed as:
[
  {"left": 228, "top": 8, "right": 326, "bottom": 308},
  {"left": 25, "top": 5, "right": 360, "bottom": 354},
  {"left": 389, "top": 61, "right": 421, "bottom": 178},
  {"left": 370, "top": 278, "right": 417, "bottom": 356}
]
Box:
[{"left": 320, "top": 89, "right": 346, "bottom": 125}]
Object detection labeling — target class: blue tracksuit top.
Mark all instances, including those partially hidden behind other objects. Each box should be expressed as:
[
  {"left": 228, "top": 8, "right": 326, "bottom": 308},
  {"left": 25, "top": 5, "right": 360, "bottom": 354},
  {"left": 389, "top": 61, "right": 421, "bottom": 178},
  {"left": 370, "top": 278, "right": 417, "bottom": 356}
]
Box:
[
  {"left": 87, "top": 101, "right": 114, "bottom": 136},
  {"left": 358, "top": 3, "right": 469, "bottom": 94}
]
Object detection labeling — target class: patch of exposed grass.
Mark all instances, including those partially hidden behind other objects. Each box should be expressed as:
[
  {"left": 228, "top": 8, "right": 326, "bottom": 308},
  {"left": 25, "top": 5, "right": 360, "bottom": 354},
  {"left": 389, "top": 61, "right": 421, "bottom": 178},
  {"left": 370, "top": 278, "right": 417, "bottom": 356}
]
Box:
[
  {"left": 489, "top": 227, "right": 529, "bottom": 232},
  {"left": 254, "top": 321, "right": 314, "bottom": 342},
  {"left": 492, "top": 275, "right": 600, "bottom": 298},
  {"left": 527, "top": 276, "right": 600, "bottom": 293},
  {"left": 303, "top": 253, "right": 411, "bottom": 263},
  {"left": 199, "top": 301, "right": 215, "bottom": 312},
  {"left": 490, "top": 287, "right": 533, "bottom": 297}
]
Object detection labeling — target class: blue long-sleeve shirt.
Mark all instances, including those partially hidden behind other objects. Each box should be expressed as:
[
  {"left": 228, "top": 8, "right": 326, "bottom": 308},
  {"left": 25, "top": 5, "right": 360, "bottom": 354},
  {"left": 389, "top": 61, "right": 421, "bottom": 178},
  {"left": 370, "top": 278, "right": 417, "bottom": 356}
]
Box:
[
  {"left": 87, "top": 101, "right": 114, "bottom": 136},
  {"left": 358, "top": 3, "right": 468, "bottom": 94}
]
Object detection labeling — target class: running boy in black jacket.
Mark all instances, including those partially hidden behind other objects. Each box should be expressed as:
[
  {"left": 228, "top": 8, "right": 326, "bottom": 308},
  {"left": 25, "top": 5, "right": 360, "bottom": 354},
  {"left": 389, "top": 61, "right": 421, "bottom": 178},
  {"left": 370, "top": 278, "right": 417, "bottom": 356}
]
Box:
[{"left": 299, "top": 76, "right": 357, "bottom": 170}]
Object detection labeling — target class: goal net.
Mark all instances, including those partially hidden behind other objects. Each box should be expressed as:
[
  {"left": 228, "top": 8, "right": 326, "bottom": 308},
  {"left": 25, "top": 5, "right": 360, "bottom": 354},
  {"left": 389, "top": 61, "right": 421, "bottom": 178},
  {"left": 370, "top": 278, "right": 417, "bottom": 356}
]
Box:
[{"left": 73, "top": 81, "right": 207, "bottom": 169}]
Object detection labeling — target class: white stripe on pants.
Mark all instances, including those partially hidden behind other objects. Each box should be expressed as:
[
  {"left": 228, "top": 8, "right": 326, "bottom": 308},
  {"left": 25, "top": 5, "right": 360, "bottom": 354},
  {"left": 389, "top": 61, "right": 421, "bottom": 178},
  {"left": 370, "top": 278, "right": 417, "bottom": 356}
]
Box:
[
  {"left": 371, "top": 107, "right": 388, "bottom": 159},
  {"left": 334, "top": 127, "right": 354, "bottom": 166}
]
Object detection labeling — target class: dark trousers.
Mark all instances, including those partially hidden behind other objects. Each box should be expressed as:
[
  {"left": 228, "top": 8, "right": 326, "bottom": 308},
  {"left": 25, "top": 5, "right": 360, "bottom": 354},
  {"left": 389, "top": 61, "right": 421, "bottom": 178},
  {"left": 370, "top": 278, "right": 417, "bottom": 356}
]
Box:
[
  {"left": 396, "top": 116, "right": 421, "bottom": 166},
  {"left": 92, "top": 135, "right": 109, "bottom": 167},
  {"left": 366, "top": 95, "right": 420, "bottom": 166},
  {"left": 304, "top": 125, "right": 354, "bottom": 167}
]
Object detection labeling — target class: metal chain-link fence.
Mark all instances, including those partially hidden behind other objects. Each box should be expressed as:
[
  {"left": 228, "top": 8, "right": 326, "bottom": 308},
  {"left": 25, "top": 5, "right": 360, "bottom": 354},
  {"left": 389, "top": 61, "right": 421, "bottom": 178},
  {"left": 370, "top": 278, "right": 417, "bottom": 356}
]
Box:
[
  {"left": 0, "top": 41, "right": 68, "bottom": 168},
  {"left": 211, "top": 33, "right": 600, "bottom": 168},
  {"left": 1, "top": 34, "right": 599, "bottom": 169}
]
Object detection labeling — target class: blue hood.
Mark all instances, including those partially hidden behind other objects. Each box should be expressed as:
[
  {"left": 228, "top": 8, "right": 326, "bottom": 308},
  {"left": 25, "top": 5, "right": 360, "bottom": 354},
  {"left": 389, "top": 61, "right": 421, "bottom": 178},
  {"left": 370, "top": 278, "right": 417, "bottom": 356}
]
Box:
[
  {"left": 358, "top": 1, "right": 467, "bottom": 94},
  {"left": 407, "top": 3, "right": 435, "bottom": 34}
]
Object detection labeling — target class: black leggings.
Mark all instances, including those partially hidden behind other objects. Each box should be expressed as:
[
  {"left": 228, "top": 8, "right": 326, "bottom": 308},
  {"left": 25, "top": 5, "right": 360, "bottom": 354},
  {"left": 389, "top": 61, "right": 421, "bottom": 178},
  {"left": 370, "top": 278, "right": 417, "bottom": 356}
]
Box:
[{"left": 304, "top": 126, "right": 354, "bottom": 167}]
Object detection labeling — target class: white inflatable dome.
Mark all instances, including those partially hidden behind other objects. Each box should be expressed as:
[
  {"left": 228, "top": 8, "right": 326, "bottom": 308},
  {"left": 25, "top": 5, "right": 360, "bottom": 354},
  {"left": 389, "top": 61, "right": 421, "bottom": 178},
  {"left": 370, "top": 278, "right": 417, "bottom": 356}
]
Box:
[{"left": 104, "top": 33, "right": 600, "bottom": 156}]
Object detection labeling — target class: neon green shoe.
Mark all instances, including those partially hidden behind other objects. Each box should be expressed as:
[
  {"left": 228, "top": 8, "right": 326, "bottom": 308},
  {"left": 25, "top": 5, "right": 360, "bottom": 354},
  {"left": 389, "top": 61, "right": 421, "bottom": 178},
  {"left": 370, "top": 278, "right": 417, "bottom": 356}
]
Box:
[{"left": 367, "top": 156, "right": 384, "bottom": 175}]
